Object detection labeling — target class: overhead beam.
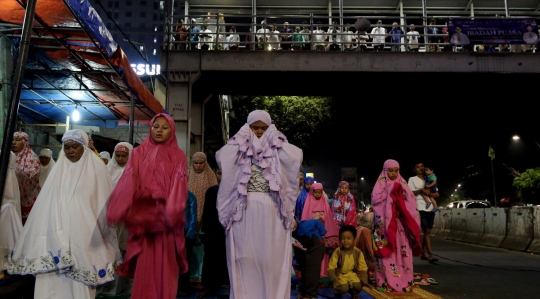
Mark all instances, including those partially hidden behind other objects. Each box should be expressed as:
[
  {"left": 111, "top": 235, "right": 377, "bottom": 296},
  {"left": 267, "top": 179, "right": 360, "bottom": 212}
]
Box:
[
  {"left": 34, "top": 74, "right": 106, "bottom": 122},
  {"left": 19, "top": 103, "right": 58, "bottom": 123},
  {"left": 22, "top": 83, "right": 72, "bottom": 116}
]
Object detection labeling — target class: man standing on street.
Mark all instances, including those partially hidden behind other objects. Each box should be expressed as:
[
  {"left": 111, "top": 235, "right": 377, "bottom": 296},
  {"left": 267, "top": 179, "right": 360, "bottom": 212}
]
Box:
[{"left": 407, "top": 162, "right": 440, "bottom": 263}]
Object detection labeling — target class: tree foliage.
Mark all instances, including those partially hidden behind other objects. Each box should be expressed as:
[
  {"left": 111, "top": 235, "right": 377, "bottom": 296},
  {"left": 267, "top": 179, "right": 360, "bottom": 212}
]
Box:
[
  {"left": 230, "top": 96, "right": 334, "bottom": 165},
  {"left": 448, "top": 193, "right": 462, "bottom": 202},
  {"left": 512, "top": 167, "right": 540, "bottom": 204}
]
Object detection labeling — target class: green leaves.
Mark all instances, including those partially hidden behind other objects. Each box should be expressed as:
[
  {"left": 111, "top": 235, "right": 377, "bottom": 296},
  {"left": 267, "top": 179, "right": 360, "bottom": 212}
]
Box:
[
  {"left": 512, "top": 167, "right": 540, "bottom": 203},
  {"left": 230, "top": 96, "right": 333, "bottom": 166}
]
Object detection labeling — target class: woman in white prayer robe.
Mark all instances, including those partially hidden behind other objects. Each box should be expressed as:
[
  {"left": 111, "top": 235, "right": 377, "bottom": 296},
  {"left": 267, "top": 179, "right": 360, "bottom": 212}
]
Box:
[
  {"left": 0, "top": 151, "right": 22, "bottom": 273},
  {"left": 7, "top": 129, "right": 121, "bottom": 299}
]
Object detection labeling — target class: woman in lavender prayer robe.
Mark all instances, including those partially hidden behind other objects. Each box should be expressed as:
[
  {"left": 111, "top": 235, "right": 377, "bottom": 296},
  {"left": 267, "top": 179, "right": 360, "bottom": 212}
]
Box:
[{"left": 216, "top": 110, "right": 303, "bottom": 299}]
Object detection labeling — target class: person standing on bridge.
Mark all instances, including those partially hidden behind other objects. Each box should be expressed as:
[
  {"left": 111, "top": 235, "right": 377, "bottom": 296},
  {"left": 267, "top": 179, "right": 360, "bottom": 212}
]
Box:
[
  {"left": 406, "top": 24, "right": 420, "bottom": 52},
  {"left": 370, "top": 19, "right": 386, "bottom": 51}
]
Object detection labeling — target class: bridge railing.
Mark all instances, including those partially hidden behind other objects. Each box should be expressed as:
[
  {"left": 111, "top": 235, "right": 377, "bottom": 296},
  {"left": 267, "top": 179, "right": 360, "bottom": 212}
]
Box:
[{"left": 165, "top": 13, "right": 539, "bottom": 53}]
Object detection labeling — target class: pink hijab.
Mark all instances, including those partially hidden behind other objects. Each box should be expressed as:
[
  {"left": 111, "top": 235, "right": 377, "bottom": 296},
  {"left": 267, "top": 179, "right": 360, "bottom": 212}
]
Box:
[
  {"left": 106, "top": 113, "right": 188, "bottom": 268},
  {"left": 107, "top": 112, "right": 188, "bottom": 228},
  {"left": 216, "top": 110, "right": 303, "bottom": 230},
  {"left": 301, "top": 183, "right": 339, "bottom": 248},
  {"left": 371, "top": 159, "right": 422, "bottom": 257},
  {"left": 107, "top": 113, "right": 188, "bottom": 298},
  {"left": 331, "top": 181, "right": 357, "bottom": 228}
]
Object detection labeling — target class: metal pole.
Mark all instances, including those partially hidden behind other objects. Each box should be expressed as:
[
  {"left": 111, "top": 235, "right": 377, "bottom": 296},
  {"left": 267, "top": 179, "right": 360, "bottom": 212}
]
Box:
[
  {"left": 252, "top": 0, "right": 256, "bottom": 50},
  {"left": 129, "top": 93, "right": 135, "bottom": 144},
  {"left": 339, "top": 0, "right": 343, "bottom": 51},
  {"left": 491, "top": 159, "right": 498, "bottom": 207},
  {"left": 422, "top": 0, "right": 427, "bottom": 51},
  {"left": 504, "top": 0, "right": 510, "bottom": 17},
  {"left": 0, "top": 0, "right": 37, "bottom": 204},
  {"left": 185, "top": 0, "right": 189, "bottom": 24},
  {"left": 328, "top": 0, "right": 332, "bottom": 25},
  {"left": 400, "top": 2, "right": 405, "bottom": 52}
]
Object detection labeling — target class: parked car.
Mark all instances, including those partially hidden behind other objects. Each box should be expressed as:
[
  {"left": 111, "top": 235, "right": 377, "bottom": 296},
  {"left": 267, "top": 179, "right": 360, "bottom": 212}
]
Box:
[{"left": 446, "top": 200, "right": 491, "bottom": 209}]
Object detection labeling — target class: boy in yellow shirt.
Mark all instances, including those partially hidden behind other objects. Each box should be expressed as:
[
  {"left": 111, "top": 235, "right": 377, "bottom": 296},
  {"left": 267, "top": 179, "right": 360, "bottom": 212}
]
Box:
[{"left": 328, "top": 225, "right": 372, "bottom": 298}]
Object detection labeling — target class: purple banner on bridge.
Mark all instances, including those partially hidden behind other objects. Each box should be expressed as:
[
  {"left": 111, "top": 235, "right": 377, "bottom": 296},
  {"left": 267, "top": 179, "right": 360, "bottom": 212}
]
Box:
[{"left": 447, "top": 18, "right": 538, "bottom": 45}]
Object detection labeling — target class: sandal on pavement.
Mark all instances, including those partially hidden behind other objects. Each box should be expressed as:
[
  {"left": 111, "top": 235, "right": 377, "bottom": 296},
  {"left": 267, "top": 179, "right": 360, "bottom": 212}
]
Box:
[
  {"left": 414, "top": 275, "right": 422, "bottom": 280},
  {"left": 415, "top": 279, "right": 430, "bottom": 286},
  {"left": 413, "top": 272, "right": 421, "bottom": 276},
  {"left": 426, "top": 278, "right": 439, "bottom": 285},
  {"left": 428, "top": 256, "right": 439, "bottom": 263}
]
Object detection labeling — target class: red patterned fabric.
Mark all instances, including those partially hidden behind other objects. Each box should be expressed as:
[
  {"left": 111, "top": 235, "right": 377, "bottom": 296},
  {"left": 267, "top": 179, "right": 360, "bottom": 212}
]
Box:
[
  {"left": 13, "top": 132, "right": 41, "bottom": 222},
  {"left": 331, "top": 181, "right": 357, "bottom": 229}
]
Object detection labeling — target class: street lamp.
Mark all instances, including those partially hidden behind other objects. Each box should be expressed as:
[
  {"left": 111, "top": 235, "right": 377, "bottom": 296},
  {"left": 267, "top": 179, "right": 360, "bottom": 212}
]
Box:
[{"left": 512, "top": 135, "right": 520, "bottom": 140}]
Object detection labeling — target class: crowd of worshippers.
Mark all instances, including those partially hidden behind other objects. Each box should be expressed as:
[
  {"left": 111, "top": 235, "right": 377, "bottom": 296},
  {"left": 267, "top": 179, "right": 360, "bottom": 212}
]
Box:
[
  {"left": 173, "top": 18, "right": 540, "bottom": 53},
  {"left": 0, "top": 110, "right": 438, "bottom": 299}
]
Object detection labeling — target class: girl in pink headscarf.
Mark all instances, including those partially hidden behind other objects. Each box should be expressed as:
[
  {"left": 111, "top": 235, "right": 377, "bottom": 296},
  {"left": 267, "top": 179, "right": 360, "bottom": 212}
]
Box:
[
  {"left": 371, "top": 159, "right": 423, "bottom": 292},
  {"left": 301, "top": 183, "right": 339, "bottom": 279},
  {"left": 331, "top": 181, "right": 357, "bottom": 229},
  {"left": 11, "top": 131, "right": 41, "bottom": 223},
  {"left": 216, "top": 110, "right": 303, "bottom": 299},
  {"left": 107, "top": 113, "right": 189, "bottom": 299}
]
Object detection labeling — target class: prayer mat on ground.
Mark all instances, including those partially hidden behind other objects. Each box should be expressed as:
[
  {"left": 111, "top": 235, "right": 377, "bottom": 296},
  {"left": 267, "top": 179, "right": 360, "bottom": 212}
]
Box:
[{"left": 362, "top": 286, "right": 442, "bottom": 299}]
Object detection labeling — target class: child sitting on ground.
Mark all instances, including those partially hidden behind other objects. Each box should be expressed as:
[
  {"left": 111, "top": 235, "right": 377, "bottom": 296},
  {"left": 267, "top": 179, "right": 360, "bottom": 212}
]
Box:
[
  {"left": 423, "top": 164, "right": 439, "bottom": 212},
  {"left": 328, "top": 225, "right": 371, "bottom": 299}
]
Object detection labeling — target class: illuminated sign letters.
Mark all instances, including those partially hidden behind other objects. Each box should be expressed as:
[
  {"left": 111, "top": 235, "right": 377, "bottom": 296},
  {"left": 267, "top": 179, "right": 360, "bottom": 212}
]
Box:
[{"left": 130, "top": 64, "right": 161, "bottom": 76}]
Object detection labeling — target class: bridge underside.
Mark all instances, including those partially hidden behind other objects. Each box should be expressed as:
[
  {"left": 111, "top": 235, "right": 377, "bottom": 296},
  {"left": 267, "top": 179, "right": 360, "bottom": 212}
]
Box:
[{"left": 164, "top": 51, "right": 538, "bottom": 98}]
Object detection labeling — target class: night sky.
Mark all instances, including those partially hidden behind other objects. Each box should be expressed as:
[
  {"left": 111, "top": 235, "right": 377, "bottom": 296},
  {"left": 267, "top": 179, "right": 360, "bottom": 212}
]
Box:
[{"left": 300, "top": 97, "right": 539, "bottom": 207}]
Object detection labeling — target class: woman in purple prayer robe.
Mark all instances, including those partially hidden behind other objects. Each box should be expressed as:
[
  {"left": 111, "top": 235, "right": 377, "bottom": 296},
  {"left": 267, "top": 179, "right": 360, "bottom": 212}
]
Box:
[{"left": 216, "top": 110, "right": 303, "bottom": 299}]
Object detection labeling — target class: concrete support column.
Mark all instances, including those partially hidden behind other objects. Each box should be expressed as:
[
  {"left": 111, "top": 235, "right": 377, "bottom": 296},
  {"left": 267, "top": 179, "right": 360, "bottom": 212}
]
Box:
[
  {"left": 190, "top": 102, "right": 202, "bottom": 155},
  {"left": 167, "top": 81, "right": 192, "bottom": 157},
  {"left": 166, "top": 70, "right": 207, "bottom": 160}
]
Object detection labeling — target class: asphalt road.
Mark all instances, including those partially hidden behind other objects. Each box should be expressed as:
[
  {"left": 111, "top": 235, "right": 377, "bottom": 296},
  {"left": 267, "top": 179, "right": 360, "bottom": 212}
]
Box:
[
  {"left": 2, "top": 236, "right": 540, "bottom": 299},
  {"left": 413, "top": 237, "right": 540, "bottom": 299}
]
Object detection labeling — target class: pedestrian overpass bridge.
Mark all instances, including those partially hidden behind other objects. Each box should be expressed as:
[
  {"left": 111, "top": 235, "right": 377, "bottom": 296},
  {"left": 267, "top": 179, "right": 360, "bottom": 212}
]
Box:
[{"left": 160, "top": 49, "right": 538, "bottom": 159}]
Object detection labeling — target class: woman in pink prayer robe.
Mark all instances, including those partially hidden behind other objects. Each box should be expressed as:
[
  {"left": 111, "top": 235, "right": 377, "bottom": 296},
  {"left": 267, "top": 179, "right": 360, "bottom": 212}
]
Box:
[
  {"left": 106, "top": 113, "right": 189, "bottom": 299},
  {"left": 371, "top": 159, "right": 423, "bottom": 292},
  {"left": 300, "top": 182, "right": 339, "bottom": 278},
  {"left": 216, "top": 110, "right": 303, "bottom": 299}
]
